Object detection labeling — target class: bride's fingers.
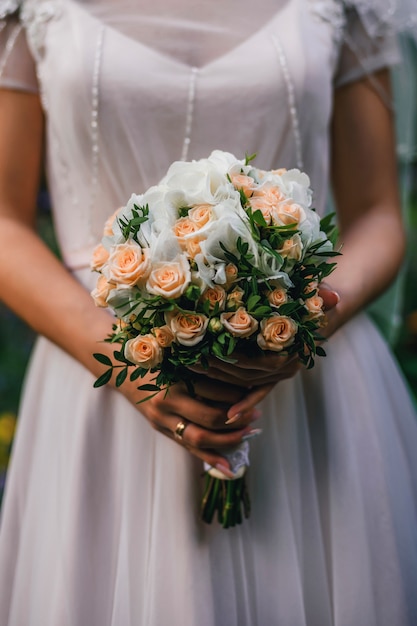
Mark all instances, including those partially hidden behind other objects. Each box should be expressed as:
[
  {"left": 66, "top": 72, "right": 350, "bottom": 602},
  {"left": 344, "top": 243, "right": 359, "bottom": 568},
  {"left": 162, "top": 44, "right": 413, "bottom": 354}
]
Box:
[
  {"left": 227, "top": 383, "right": 275, "bottom": 421},
  {"left": 152, "top": 386, "right": 256, "bottom": 431},
  {"left": 190, "top": 375, "right": 246, "bottom": 405},
  {"left": 318, "top": 282, "right": 340, "bottom": 311},
  {"left": 189, "top": 355, "right": 300, "bottom": 388}
]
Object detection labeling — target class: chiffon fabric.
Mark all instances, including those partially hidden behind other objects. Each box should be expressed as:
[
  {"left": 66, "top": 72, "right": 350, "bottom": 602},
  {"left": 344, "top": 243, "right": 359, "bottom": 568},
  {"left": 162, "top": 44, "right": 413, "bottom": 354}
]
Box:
[{"left": 0, "top": 1, "right": 417, "bottom": 624}]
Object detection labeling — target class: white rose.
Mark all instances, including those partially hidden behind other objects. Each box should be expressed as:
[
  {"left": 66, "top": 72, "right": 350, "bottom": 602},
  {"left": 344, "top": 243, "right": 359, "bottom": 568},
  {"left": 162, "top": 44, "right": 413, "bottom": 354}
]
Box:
[
  {"left": 279, "top": 169, "right": 313, "bottom": 208},
  {"left": 160, "top": 159, "right": 229, "bottom": 206}
]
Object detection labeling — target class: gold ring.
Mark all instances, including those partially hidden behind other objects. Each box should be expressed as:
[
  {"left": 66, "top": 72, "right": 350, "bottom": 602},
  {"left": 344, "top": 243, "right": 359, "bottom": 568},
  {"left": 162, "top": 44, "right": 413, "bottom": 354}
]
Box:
[{"left": 174, "top": 420, "right": 187, "bottom": 441}]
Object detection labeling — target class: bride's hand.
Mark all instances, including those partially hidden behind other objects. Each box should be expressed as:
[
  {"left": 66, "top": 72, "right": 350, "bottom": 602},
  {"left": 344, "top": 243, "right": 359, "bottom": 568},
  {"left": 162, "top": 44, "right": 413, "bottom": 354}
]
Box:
[
  {"left": 119, "top": 374, "right": 261, "bottom": 476},
  {"left": 187, "top": 282, "right": 340, "bottom": 421}
]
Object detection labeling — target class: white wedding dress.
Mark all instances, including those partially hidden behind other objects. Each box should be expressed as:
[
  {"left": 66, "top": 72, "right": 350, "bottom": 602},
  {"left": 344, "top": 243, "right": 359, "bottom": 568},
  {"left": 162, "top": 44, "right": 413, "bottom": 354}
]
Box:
[{"left": 0, "top": 1, "right": 417, "bottom": 625}]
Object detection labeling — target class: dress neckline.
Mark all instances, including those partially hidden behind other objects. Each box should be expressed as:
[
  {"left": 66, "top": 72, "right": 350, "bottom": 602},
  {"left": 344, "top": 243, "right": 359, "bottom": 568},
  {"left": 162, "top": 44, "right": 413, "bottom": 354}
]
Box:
[{"left": 67, "top": 0, "right": 294, "bottom": 73}]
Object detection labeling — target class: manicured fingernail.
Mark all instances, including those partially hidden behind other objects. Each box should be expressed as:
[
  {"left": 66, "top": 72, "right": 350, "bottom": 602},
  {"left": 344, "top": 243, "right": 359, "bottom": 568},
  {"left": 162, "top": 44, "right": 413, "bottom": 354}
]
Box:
[
  {"left": 215, "top": 463, "right": 235, "bottom": 479},
  {"left": 225, "top": 412, "right": 242, "bottom": 425},
  {"left": 242, "top": 428, "right": 263, "bottom": 442},
  {"left": 333, "top": 291, "right": 341, "bottom": 304}
]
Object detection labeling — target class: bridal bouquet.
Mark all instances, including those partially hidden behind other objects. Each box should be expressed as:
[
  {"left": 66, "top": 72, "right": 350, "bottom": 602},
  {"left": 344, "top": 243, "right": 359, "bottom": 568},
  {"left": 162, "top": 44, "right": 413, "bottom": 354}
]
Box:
[{"left": 91, "top": 150, "right": 338, "bottom": 528}]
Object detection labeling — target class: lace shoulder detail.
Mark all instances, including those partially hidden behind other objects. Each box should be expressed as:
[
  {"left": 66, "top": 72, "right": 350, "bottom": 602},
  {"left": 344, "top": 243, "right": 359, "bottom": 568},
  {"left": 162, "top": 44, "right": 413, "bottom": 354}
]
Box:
[
  {"left": 309, "top": 0, "right": 347, "bottom": 42},
  {"left": 343, "top": 0, "right": 417, "bottom": 37},
  {"left": 0, "top": 1, "right": 20, "bottom": 20},
  {"left": 20, "top": 0, "right": 60, "bottom": 58}
]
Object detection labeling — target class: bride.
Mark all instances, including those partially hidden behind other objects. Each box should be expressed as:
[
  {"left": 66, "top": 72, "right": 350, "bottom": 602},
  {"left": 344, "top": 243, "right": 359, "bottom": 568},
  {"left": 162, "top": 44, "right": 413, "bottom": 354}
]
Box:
[{"left": 0, "top": 1, "right": 416, "bottom": 624}]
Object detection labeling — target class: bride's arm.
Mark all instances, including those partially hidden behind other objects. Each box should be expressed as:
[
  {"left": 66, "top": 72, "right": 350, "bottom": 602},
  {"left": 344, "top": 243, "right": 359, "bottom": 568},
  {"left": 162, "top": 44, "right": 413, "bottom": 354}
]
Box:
[
  {"left": 201, "top": 69, "right": 405, "bottom": 419},
  {"left": 325, "top": 68, "right": 405, "bottom": 335},
  {"left": 0, "top": 90, "right": 259, "bottom": 473}
]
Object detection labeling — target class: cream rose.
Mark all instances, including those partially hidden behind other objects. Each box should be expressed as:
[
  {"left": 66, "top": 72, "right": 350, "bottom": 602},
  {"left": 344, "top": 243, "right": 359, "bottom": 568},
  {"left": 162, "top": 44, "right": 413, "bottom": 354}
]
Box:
[
  {"left": 173, "top": 217, "right": 198, "bottom": 245},
  {"left": 305, "top": 294, "right": 325, "bottom": 321},
  {"left": 91, "top": 243, "right": 110, "bottom": 271},
  {"left": 107, "top": 241, "right": 151, "bottom": 287},
  {"left": 165, "top": 311, "right": 209, "bottom": 347},
  {"left": 278, "top": 235, "right": 303, "bottom": 261},
  {"left": 230, "top": 174, "right": 255, "bottom": 198},
  {"left": 153, "top": 325, "right": 175, "bottom": 348},
  {"left": 257, "top": 315, "right": 297, "bottom": 351},
  {"left": 267, "top": 288, "right": 288, "bottom": 308},
  {"left": 185, "top": 237, "right": 203, "bottom": 259},
  {"left": 220, "top": 307, "right": 258, "bottom": 338},
  {"left": 304, "top": 279, "right": 319, "bottom": 294},
  {"left": 248, "top": 195, "right": 273, "bottom": 224},
  {"left": 271, "top": 201, "right": 305, "bottom": 226},
  {"left": 124, "top": 335, "right": 163, "bottom": 369},
  {"left": 146, "top": 255, "right": 191, "bottom": 299},
  {"left": 253, "top": 184, "right": 284, "bottom": 202},
  {"left": 224, "top": 263, "right": 238, "bottom": 288},
  {"left": 200, "top": 285, "right": 226, "bottom": 311},
  {"left": 226, "top": 286, "right": 245, "bottom": 310},
  {"left": 103, "top": 207, "right": 122, "bottom": 236},
  {"left": 91, "top": 275, "right": 115, "bottom": 308},
  {"left": 188, "top": 204, "right": 214, "bottom": 228}
]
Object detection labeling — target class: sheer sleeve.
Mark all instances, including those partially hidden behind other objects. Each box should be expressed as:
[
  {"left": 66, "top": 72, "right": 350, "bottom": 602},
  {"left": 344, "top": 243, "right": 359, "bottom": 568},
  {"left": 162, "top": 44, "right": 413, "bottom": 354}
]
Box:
[
  {"left": 0, "top": 14, "right": 38, "bottom": 93},
  {"left": 334, "top": 7, "right": 399, "bottom": 88}
]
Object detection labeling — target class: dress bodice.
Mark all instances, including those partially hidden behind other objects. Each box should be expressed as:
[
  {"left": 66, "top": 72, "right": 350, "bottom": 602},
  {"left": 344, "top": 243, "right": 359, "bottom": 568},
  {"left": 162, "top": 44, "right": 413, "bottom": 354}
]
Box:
[{"left": 0, "top": 0, "right": 397, "bottom": 271}]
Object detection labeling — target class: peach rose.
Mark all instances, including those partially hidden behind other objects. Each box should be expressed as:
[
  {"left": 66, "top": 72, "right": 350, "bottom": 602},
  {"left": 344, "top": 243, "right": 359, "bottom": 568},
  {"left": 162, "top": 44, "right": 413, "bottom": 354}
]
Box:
[
  {"left": 107, "top": 241, "right": 151, "bottom": 287},
  {"left": 103, "top": 207, "right": 122, "bottom": 236},
  {"left": 165, "top": 311, "right": 209, "bottom": 347},
  {"left": 200, "top": 285, "right": 226, "bottom": 311},
  {"left": 224, "top": 263, "right": 239, "bottom": 288},
  {"left": 188, "top": 204, "right": 214, "bottom": 228},
  {"left": 146, "top": 256, "right": 191, "bottom": 299},
  {"left": 173, "top": 217, "right": 198, "bottom": 246},
  {"left": 252, "top": 185, "right": 285, "bottom": 207},
  {"left": 230, "top": 174, "right": 255, "bottom": 198},
  {"left": 124, "top": 334, "right": 163, "bottom": 369},
  {"left": 91, "top": 243, "right": 110, "bottom": 271},
  {"left": 272, "top": 168, "right": 287, "bottom": 175},
  {"left": 305, "top": 294, "right": 325, "bottom": 321},
  {"left": 226, "top": 286, "right": 245, "bottom": 310},
  {"left": 267, "top": 288, "right": 288, "bottom": 308},
  {"left": 271, "top": 201, "right": 305, "bottom": 226},
  {"left": 304, "top": 279, "right": 319, "bottom": 295},
  {"left": 257, "top": 315, "right": 297, "bottom": 351},
  {"left": 248, "top": 196, "right": 273, "bottom": 224},
  {"left": 278, "top": 235, "right": 303, "bottom": 261},
  {"left": 91, "top": 275, "right": 115, "bottom": 308},
  {"left": 185, "top": 237, "right": 203, "bottom": 259},
  {"left": 220, "top": 307, "right": 258, "bottom": 338},
  {"left": 153, "top": 325, "right": 175, "bottom": 348}
]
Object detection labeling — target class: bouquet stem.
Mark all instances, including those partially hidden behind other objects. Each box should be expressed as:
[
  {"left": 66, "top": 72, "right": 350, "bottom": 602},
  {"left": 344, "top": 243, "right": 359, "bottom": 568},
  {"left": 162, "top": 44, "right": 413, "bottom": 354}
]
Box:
[{"left": 201, "top": 473, "right": 251, "bottom": 528}]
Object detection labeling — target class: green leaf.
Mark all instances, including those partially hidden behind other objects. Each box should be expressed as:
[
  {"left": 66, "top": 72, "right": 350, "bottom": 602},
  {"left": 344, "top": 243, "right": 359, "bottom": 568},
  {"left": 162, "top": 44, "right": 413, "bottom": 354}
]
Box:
[
  {"left": 93, "top": 353, "right": 113, "bottom": 367},
  {"left": 252, "top": 209, "right": 268, "bottom": 227},
  {"left": 116, "top": 367, "right": 128, "bottom": 387},
  {"left": 130, "top": 368, "right": 143, "bottom": 381},
  {"left": 316, "top": 345, "right": 327, "bottom": 357},
  {"left": 93, "top": 369, "right": 113, "bottom": 388},
  {"left": 245, "top": 152, "right": 257, "bottom": 165},
  {"left": 138, "top": 384, "right": 162, "bottom": 392}
]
